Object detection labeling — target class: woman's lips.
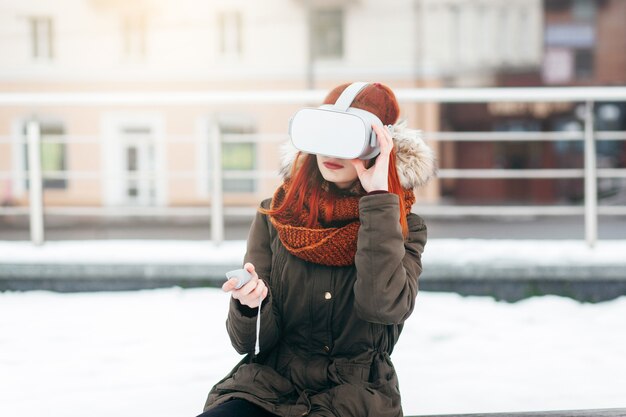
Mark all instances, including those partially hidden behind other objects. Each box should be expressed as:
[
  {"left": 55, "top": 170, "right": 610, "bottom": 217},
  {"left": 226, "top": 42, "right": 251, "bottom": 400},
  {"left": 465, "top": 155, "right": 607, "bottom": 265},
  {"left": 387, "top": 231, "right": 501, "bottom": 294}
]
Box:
[{"left": 323, "top": 162, "right": 343, "bottom": 170}]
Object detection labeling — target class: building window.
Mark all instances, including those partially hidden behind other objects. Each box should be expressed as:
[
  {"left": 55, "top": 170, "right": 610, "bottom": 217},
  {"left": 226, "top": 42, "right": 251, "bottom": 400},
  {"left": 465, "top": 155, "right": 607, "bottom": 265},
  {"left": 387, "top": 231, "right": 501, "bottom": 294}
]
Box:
[
  {"left": 542, "top": 47, "right": 574, "bottom": 84},
  {"left": 28, "top": 17, "right": 54, "bottom": 60},
  {"left": 574, "top": 49, "right": 593, "bottom": 79},
  {"left": 23, "top": 122, "right": 67, "bottom": 190},
  {"left": 545, "top": 0, "right": 570, "bottom": 12},
  {"left": 122, "top": 15, "right": 147, "bottom": 59},
  {"left": 218, "top": 11, "right": 243, "bottom": 57},
  {"left": 311, "top": 9, "right": 344, "bottom": 60},
  {"left": 126, "top": 146, "right": 139, "bottom": 197},
  {"left": 120, "top": 126, "right": 156, "bottom": 205},
  {"left": 495, "top": 7, "right": 508, "bottom": 65},
  {"left": 518, "top": 7, "right": 530, "bottom": 61},
  {"left": 476, "top": 4, "right": 490, "bottom": 64},
  {"left": 449, "top": 4, "right": 461, "bottom": 65},
  {"left": 214, "top": 118, "right": 257, "bottom": 193},
  {"left": 222, "top": 142, "right": 256, "bottom": 193},
  {"left": 572, "top": 0, "right": 596, "bottom": 22}
]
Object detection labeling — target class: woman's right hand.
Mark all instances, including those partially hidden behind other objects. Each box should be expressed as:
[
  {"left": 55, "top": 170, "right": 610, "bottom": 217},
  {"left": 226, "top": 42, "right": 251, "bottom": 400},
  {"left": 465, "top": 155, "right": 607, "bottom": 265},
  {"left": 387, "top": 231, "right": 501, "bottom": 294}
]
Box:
[
  {"left": 222, "top": 262, "right": 268, "bottom": 309},
  {"left": 350, "top": 123, "right": 393, "bottom": 192}
]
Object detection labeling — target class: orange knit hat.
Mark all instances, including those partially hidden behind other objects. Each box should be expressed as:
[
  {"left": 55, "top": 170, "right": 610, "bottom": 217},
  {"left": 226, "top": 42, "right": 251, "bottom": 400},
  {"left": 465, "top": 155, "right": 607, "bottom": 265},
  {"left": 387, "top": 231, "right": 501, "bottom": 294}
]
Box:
[{"left": 323, "top": 82, "right": 400, "bottom": 126}]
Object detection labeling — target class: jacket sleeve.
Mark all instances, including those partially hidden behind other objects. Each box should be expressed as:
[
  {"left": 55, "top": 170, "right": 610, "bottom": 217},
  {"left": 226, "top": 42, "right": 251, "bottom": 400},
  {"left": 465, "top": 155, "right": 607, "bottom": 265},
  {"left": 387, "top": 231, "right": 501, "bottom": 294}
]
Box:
[
  {"left": 353, "top": 192, "right": 427, "bottom": 325},
  {"left": 226, "top": 200, "right": 281, "bottom": 354}
]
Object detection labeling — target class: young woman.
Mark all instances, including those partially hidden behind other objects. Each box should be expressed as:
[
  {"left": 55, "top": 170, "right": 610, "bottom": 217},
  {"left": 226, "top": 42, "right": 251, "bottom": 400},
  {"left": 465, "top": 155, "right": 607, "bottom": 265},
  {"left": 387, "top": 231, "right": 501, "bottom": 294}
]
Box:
[{"left": 198, "top": 82, "right": 436, "bottom": 417}]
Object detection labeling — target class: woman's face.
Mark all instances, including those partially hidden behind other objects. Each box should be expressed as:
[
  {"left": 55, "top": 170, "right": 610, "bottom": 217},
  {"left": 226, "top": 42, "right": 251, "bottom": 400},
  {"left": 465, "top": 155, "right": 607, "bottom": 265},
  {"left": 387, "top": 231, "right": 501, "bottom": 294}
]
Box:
[{"left": 316, "top": 155, "right": 360, "bottom": 189}]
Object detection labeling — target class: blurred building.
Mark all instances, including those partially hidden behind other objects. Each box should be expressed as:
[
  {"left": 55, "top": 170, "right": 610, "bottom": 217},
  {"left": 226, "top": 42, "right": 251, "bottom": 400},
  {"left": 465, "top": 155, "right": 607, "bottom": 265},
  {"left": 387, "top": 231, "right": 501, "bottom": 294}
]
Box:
[
  {"left": 1, "top": 0, "right": 545, "bottom": 215},
  {"left": 414, "top": 0, "right": 543, "bottom": 86},
  {"left": 441, "top": 0, "right": 626, "bottom": 204}
]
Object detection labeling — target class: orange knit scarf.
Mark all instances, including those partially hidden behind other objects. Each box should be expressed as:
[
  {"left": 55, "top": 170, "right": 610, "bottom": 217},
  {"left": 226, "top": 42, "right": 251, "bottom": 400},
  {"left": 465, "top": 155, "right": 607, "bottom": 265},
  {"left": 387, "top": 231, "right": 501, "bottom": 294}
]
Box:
[{"left": 268, "top": 180, "right": 416, "bottom": 266}]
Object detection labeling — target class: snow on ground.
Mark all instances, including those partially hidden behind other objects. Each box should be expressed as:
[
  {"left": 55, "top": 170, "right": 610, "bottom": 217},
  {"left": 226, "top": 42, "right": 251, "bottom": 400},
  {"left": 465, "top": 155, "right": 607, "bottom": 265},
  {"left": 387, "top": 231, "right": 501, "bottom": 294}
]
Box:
[
  {"left": 1, "top": 288, "right": 625, "bottom": 417},
  {"left": 0, "top": 240, "right": 246, "bottom": 264},
  {"left": 2, "top": 239, "right": 626, "bottom": 267}
]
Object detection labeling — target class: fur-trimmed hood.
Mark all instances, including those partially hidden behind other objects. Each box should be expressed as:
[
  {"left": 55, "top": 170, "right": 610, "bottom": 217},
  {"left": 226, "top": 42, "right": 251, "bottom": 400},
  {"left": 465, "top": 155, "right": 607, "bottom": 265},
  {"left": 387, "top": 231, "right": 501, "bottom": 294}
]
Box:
[{"left": 279, "top": 119, "right": 437, "bottom": 190}]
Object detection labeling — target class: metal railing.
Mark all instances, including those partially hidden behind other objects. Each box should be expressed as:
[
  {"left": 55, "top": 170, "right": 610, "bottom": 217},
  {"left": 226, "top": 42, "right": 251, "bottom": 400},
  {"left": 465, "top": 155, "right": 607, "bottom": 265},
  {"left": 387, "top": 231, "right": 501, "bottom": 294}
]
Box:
[{"left": 1, "top": 87, "right": 626, "bottom": 247}]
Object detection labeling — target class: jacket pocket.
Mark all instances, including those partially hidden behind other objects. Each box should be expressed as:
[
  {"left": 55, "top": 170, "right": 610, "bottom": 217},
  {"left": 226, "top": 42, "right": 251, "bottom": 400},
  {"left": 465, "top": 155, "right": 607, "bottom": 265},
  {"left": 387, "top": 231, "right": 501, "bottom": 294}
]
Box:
[
  {"left": 215, "top": 363, "right": 297, "bottom": 403},
  {"left": 329, "top": 360, "right": 371, "bottom": 386}
]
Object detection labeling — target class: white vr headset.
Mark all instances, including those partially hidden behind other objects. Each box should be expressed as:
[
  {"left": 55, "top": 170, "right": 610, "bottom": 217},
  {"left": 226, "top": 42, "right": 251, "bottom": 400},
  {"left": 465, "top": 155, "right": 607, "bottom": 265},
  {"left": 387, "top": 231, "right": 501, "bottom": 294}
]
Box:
[{"left": 288, "top": 82, "right": 387, "bottom": 160}]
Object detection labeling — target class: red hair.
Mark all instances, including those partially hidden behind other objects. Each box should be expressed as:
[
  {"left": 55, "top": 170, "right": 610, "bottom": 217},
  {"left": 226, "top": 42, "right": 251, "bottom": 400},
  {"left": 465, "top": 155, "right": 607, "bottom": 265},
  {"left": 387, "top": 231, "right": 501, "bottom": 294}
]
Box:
[{"left": 261, "top": 82, "right": 410, "bottom": 238}]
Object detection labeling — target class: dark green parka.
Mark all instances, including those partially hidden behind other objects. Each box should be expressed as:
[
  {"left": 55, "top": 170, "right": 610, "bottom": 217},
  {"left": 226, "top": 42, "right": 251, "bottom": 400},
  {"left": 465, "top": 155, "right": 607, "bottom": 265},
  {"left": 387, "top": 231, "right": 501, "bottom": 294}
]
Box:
[{"left": 203, "top": 191, "right": 427, "bottom": 417}]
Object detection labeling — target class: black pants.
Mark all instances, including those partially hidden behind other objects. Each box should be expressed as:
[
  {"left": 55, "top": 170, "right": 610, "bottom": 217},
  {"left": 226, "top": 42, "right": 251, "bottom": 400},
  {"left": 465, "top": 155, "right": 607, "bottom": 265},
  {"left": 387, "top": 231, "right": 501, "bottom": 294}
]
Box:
[{"left": 196, "top": 399, "right": 277, "bottom": 417}]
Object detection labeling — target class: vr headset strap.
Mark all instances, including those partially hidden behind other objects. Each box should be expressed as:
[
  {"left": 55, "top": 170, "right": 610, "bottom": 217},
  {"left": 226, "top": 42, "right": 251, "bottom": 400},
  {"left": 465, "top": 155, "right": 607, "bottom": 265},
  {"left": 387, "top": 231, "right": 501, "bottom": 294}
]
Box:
[{"left": 333, "top": 82, "right": 370, "bottom": 112}]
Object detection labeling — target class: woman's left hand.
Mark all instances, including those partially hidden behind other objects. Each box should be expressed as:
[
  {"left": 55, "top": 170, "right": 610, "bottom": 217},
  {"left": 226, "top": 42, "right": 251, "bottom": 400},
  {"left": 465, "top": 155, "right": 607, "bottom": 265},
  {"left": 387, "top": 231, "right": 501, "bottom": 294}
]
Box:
[{"left": 350, "top": 124, "right": 393, "bottom": 193}]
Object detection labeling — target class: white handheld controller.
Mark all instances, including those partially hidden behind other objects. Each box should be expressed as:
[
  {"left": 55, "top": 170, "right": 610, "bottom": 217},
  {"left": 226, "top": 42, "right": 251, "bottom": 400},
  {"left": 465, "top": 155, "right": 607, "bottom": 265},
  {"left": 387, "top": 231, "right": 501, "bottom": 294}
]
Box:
[{"left": 225, "top": 268, "right": 253, "bottom": 289}]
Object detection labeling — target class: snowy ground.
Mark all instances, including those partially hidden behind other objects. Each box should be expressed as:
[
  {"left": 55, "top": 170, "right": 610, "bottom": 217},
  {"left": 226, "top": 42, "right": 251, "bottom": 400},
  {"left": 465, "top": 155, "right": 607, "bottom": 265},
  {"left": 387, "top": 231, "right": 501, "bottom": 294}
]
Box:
[
  {"left": 2, "top": 239, "right": 626, "bottom": 267},
  {"left": 1, "top": 287, "right": 625, "bottom": 417}
]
